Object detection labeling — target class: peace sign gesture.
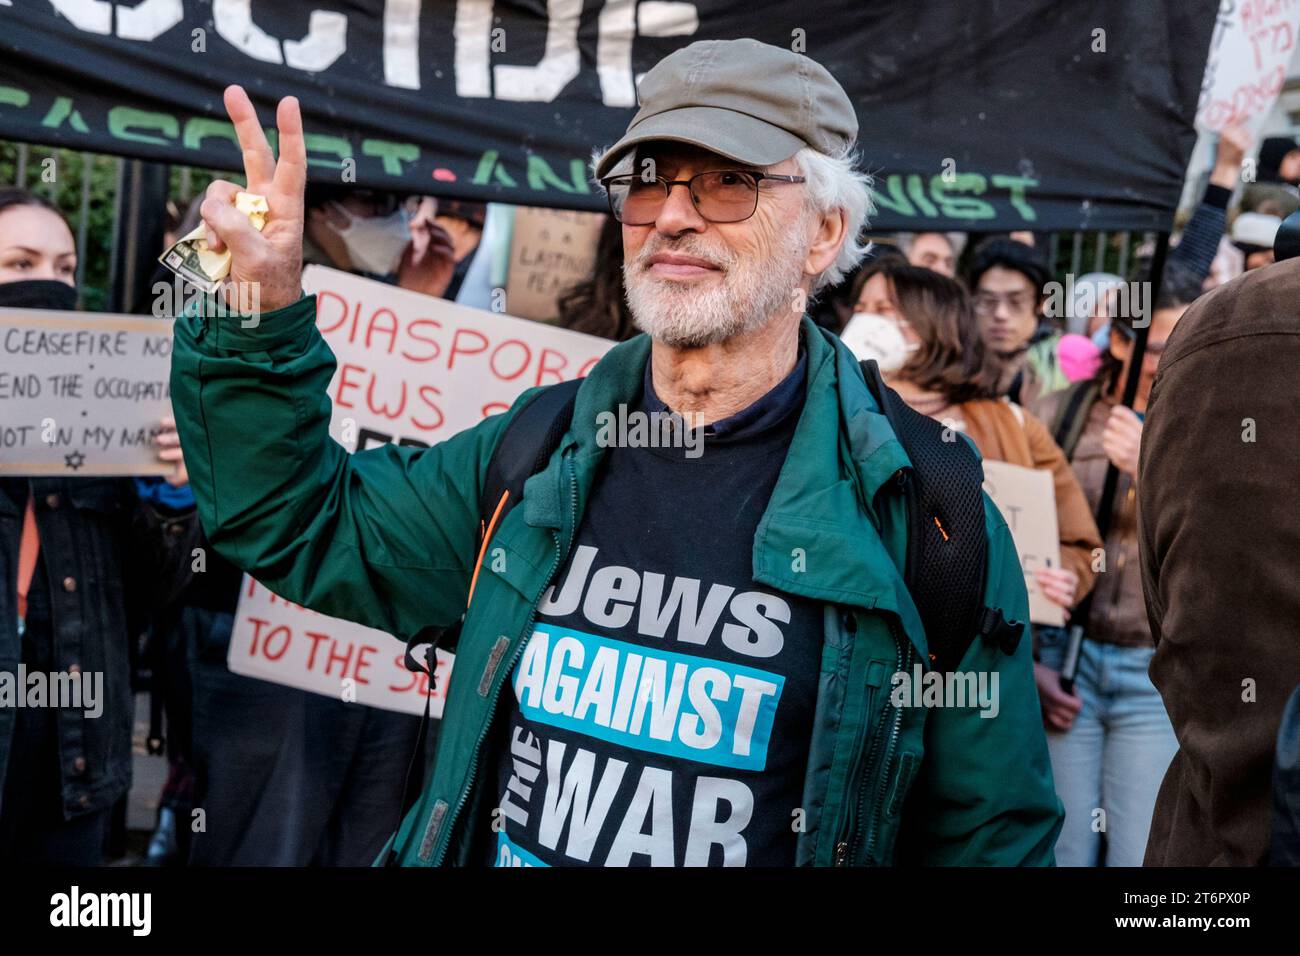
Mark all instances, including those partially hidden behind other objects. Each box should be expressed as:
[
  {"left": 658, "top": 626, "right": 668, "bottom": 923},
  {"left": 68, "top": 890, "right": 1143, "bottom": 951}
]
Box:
[{"left": 200, "top": 86, "right": 307, "bottom": 315}]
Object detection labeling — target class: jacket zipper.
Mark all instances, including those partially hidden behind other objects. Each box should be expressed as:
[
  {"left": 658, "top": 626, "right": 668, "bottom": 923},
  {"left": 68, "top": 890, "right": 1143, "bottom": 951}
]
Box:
[
  {"left": 863, "top": 627, "right": 910, "bottom": 864},
  {"left": 432, "top": 451, "right": 578, "bottom": 866},
  {"left": 835, "top": 471, "right": 912, "bottom": 867},
  {"left": 832, "top": 613, "right": 874, "bottom": 866},
  {"left": 836, "top": 617, "right": 908, "bottom": 866}
]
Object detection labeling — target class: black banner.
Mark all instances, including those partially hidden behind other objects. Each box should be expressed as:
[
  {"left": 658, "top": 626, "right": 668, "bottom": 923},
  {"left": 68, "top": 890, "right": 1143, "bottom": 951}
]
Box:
[{"left": 0, "top": 1, "right": 1215, "bottom": 231}]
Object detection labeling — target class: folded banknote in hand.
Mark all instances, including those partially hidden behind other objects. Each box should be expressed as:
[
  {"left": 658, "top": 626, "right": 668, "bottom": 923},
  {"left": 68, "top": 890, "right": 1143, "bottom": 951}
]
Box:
[{"left": 160, "top": 191, "right": 268, "bottom": 293}]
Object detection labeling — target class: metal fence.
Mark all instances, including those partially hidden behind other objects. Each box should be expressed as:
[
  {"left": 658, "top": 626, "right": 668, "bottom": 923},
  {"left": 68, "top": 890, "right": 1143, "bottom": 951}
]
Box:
[
  {"left": 1, "top": 141, "right": 208, "bottom": 311},
  {"left": 1047, "top": 229, "right": 1157, "bottom": 283},
  {"left": 6, "top": 142, "right": 117, "bottom": 294}
]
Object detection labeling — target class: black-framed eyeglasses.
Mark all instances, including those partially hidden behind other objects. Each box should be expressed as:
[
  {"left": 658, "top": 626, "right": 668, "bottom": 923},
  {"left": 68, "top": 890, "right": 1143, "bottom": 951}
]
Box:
[{"left": 601, "top": 170, "right": 806, "bottom": 225}]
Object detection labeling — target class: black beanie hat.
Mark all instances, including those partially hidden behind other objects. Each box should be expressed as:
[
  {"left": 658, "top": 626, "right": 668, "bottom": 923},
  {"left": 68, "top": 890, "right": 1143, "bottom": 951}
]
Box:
[
  {"left": 966, "top": 236, "right": 1051, "bottom": 294},
  {"left": 1258, "top": 136, "right": 1300, "bottom": 184}
]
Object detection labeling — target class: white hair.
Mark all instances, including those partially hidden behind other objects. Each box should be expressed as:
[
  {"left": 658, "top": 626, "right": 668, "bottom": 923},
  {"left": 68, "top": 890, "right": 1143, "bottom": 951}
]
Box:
[
  {"left": 590, "top": 146, "right": 615, "bottom": 185},
  {"left": 789, "top": 146, "right": 874, "bottom": 291}
]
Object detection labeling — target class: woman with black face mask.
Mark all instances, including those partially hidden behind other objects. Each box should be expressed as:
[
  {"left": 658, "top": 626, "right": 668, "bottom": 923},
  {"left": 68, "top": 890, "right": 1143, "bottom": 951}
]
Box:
[{"left": 0, "top": 187, "right": 198, "bottom": 864}]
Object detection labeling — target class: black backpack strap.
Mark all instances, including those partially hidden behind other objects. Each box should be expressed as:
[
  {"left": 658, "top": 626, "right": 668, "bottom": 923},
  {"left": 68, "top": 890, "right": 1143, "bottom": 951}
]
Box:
[
  {"left": 859, "top": 360, "right": 1021, "bottom": 671},
  {"left": 477, "top": 378, "right": 583, "bottom": 541},
  {"left": 386, "top": 379, "right": 582, "bottom": 866},
  {"left": 1049, "top": 379, "right": 1100, "bottom": 461},
  {"left": 386, "top": 622, "right": 449, "bottom": 866}
]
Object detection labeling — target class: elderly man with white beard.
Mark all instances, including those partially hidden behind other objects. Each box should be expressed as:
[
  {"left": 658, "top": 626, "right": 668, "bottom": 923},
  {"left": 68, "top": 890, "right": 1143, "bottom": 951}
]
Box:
[{"left": 170, "top": 38, "right": 1061, "bottom": 867}]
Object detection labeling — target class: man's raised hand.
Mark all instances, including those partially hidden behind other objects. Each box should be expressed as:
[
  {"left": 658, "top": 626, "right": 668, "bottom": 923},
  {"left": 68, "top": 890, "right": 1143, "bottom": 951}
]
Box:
[{"left": 200, "top": 86, "right": 307, "bottom": 314}]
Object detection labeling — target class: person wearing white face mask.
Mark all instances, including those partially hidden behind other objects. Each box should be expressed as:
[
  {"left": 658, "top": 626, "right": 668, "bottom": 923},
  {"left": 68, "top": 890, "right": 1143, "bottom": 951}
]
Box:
[
  {"left": 326, "top": 201, "right": 412, "bottom": 275},
  {"left": 839, "top": 308, "right": 917, "bottom": 374},
  {"left": 304, "top": 186, "right": 459, "bottom": 297},
  {"left": 839, "top": 252, "right": 921, "bottom": 374},
  {"left": 846, "top": 258, "right": 1102, "bottom": 624}
]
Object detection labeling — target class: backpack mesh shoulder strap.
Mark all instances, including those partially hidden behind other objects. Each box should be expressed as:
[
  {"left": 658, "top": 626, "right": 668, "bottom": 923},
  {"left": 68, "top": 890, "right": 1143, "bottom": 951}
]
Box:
[
  {"left": 478, "top": 378, "right": 584, "bottom": 541},
  {"left": 858, "top": 360, "right": 1023, "bottom": 671},
  {"left": 463, "top": 378, "right": 585, "bottom": 608}
]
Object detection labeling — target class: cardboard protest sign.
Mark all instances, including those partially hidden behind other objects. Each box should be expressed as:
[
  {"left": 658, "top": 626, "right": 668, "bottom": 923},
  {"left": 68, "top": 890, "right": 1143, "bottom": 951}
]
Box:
[
  {"left": 1197, "top": 0, "right": 1300, "bottom": 135},
  {"left": 0, "top": 309, "right": 173, "bottom": 476},
  {"left": 981, "top": 460, "right": 1065, "bottom": 627},
  {"left": 504, "top": 207, "right": 605, "bottom": 323},
  {"left": 227, "top": 267, "right": 614, "bottom": 714}
]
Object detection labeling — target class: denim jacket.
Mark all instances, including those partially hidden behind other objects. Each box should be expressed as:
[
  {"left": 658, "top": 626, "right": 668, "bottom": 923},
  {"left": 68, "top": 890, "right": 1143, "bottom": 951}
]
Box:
[{"left": 0, "top": 477, "right": 197, "bottom": 820}]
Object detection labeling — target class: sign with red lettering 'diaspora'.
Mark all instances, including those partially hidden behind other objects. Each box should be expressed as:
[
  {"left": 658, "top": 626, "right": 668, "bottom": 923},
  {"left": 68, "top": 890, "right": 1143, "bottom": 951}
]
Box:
[
  {"left": 227, "top": 266, "right": 614, "bottom": 715},
  {"left": 304, "top": 264, "right": 611, "bottom": 450}
]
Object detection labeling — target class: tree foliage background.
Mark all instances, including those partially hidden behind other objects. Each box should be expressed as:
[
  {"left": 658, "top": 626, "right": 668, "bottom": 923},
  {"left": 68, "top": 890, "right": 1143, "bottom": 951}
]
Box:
[{"left": 1, "top": 141, "right": 215, "bottom": 311}]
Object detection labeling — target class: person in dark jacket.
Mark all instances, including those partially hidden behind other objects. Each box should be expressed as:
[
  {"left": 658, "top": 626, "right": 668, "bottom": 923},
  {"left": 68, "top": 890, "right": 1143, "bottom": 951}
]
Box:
[
  {"left": 142, "top": 198, "right": 432, "bottom": 868},
  {"left": 1139, "top": 254, "right": 1300, "bottom": 865},
  {"left": 0, "top": 188, "right": 197, "bottom": 864},
  {"left": 1274, "top": 686, "right": 1300, "bottom": 865},
  {"left": 1170, "top": 123, "right": 1250, "bottom": 289}
]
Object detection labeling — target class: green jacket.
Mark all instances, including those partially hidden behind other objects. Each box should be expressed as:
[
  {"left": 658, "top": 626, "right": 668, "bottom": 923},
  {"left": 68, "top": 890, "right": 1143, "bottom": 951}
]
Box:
[{"left": 170, "top": 294, "right": 1063, "bottom": 866}]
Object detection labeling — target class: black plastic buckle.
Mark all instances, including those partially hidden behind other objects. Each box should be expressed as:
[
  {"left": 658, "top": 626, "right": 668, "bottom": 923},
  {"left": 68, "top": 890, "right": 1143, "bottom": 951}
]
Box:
[
  {"left": 404, "top": 624, "right": 451, "bottom": 694},
  {"left": 978, "top": 606, "right": 1024, "bottom": 657}
]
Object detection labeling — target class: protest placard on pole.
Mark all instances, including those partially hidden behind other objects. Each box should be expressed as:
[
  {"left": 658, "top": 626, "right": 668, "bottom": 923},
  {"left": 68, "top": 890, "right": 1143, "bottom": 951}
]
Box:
[
  {"left": 504, "top": 207, "right": 605, "bottom": 323},
  {"left": 1197, "top": 0, "right": 1300, "bottom": 136},
  {"left": 0, "top": 309, "right": 173, "bottom": 476},
  {"left": 226, "top": 267, "right": 614, "bottom": 714},
  {"left": 981, "top": 460, "right": 1065, "bottom": 627}
]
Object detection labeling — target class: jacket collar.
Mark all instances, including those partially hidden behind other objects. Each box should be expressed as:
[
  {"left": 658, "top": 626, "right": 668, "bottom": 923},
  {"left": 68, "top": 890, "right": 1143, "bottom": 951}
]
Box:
[
  {"left": 520, "top": 317, "right": 925, "bottom": 651},
  {"left": 520, "top": 329, "right": 651, "bottom": 535}
]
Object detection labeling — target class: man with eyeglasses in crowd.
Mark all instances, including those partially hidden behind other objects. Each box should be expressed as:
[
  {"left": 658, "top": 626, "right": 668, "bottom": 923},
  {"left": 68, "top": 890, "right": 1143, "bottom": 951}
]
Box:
[
  {"left": 169, "top": 38, "right": 1061, "bottom": 866},
  {"left": 967, "top": 236, "right": 1069, "bottom": 404}
]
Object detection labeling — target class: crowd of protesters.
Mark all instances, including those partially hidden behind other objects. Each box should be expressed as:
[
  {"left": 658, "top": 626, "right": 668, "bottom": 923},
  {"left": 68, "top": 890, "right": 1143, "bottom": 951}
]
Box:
[{"left": 2, "top": 91, "right": 1299, "bottom": 868}]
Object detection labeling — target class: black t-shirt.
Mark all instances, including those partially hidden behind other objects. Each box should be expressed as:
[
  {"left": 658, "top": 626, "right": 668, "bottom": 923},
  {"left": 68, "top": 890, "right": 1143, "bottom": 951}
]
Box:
[{"left": 483, "top": 353, "right": 822, "bottom": 867}]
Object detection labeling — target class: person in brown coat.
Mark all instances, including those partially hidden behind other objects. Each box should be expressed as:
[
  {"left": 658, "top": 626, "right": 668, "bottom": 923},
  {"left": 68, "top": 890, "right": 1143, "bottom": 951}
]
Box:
[
  {"left": 1140, "top": 254, "right": 1300, "bottom": 865},
  {"left": 1028, "top": 264, "right": 1203, "bottom": 866},
  {"left": 852, "top": 259, "right": 1102, "bottom": 615}
]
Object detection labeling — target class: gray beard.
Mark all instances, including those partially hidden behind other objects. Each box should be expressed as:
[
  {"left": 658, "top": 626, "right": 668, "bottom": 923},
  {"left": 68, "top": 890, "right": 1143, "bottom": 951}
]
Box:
[{"left": 623, "top": 227, "right": 811, "bottom": 348}]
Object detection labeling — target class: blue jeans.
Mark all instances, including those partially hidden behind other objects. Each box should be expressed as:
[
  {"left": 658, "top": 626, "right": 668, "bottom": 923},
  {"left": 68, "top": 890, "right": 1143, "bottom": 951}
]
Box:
[{"left": 1037, "top": 632, "right": 1177, "bottom": 866}]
